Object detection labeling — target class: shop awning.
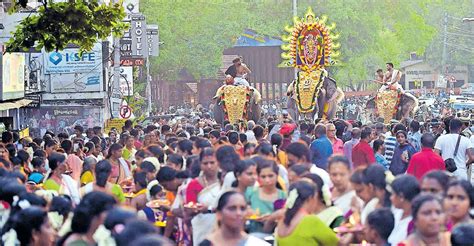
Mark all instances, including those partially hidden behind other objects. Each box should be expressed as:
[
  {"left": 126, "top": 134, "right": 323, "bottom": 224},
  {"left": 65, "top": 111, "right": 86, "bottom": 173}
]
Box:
[{"left": 0, "top": 99, "right": 33, "bottom": 111}]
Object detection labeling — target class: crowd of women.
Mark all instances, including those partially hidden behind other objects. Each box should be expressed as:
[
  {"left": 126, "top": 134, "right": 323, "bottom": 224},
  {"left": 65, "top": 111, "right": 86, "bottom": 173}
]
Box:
[{"left": 0, "top": 115, "right": 473, "bottom": 246}]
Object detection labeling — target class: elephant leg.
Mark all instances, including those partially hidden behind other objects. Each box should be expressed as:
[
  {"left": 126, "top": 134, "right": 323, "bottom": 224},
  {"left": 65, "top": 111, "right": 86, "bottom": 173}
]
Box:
[
  {"left": 287, "top": 97, "right": 299, "bottom": 121},
  {"left": 249, "top": 103, "right": 262, "bottom": 123},
  {"left": 213, "top": 102, "right": 225, "bottom": 125}
]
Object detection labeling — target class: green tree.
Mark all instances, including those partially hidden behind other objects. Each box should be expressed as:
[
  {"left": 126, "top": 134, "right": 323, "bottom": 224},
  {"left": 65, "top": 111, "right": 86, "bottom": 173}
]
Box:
[{"left": 7, "top": 0, "right": 128, "bottom": 52}]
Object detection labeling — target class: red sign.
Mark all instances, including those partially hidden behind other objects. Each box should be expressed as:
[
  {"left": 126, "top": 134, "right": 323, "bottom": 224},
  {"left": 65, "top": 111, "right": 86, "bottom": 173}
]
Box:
[
  {"left": 120, "top": 105, "right": 132, "bottom": 119},
  {"left": 111, "top": 58, "right": 145, "bottom": 67}
]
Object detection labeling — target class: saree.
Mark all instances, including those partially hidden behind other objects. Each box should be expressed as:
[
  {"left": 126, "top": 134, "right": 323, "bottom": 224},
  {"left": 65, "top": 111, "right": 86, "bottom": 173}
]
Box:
[{"left": 191, "top": 182, "right": 220, "bottom": 246}]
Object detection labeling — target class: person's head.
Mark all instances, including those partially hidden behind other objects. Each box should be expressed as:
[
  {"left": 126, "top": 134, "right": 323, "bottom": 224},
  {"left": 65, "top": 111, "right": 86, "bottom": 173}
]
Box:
[
  {"left": 361, "top": 126, "right": 374, "bottom": 141},
  {"left": 135, "top": 150, "right": 146, "bottom": 166},
  {"left": 2, "top": 206, "right": 54, "bottom": 246},
  {"left": 256, "top": 159, "right": 279, "bottom": 189},
  {"left": 364, "top": 208, "right": 395, "bottom": 243},
  {"left": 285, "top": 142, "right": 311, "bottom": 166},
  {"left": 373, "top": 139, "right": 385, "bottom": 154},
  {"left": 215, "top": 191, "right": 247, "bottom": 231},
  {"left": 192, "top": 138, "right": 212, "bottom": 155},
  {"left": 156, "top": 166, "right": 180, "bottom": 192},
  {"left": 48, "top": 152, "right": 67, "bottom": 175},
  {"left": 376, "top": 68, "right": 384, "bottom": 77},
  {"left": 390, "top": 175, "right": 420, "bottom": 209},
  {"left": 421, "top": 170, "right": 451, "bottom": 196},
  {"left": 31, "top": 156, "right": 46, "bottom": 173},
  {"left": 17, "top": 150, "right": 30, "bottom": 166},
  {"left": 386, "top": 62, "right": 394, "bottom": 70},
  {"left": 270, "top": 133, "right": 283, "bottom": 148},
  {"left": 166, "top": 154, "right": 184, "bottom": 170},
  {"left": 82, "top": 156, "right": 97, "bottom": 175},
  {"left": 451, "top": 223, "right": 474, "bottom": 246},
  {"left": 49, "top": 195, "right": 73, "bottom": 217},
  {"left": 107, "top": 143, "right": 123, "bottom": 159},
  {"left": 392, "top": 123, "right": 407, "bottom": 135},
  {"left": 145, "top": 145, "right": 165, "bottom": 164},
  {"left": 232, "top": 57, "right": 241, "bottom": 65},
  {"left": 44, "top": 139, "right": 58, "bottom": 155},
  {"left": 301, "top": 173, "right": 329, "bottom": 207},
  {"left": 420, "top": 133, "right": 436, "bottom": 149},
  {"left": 70, "top": 191, "right": 116, "bottom": 234},
  {"left": 199, "top": 147, "right": 218, "bottom": 178},
  {"left": 252, "top": 125, "right": 265, "bottom": 140},
  {"left": 326, "top": 123, "right": 337, "bottom": 139},
  {"left": 395, "top": 130, "right": 408, "bottom": 145},
  {"left": 133, "top": 172, "right": 148, "bottom": 191},
  {"left": 125, "top": 134, "right": 135, "bottom": 149},
  {"left": 328, "top": 156, "right": 351, "bottom": 191},
  {"left": 139, "top": 161, "right": 157, "bottom": 182},
  {"left": 288, "top": 164, "right": 309, "bottom": 184},
  {"left": 95, "top": 160, "right": 112, "bottom": 187},
  {"left": 411, "top": 194, "right": 444, "bottom": 238},
  {"left": 314, "top": 124, "right": 327, "bottom": 138},
  {"left": 444, "top": 180, "right": 474, "bottom": 223},
  {"left": 74, "top": 125, "right": 84, "bottom": 136},
  {"left": 104, "top": 207, "right": 137, "bottom": 235},
  {"left": 255, "top": 143, "right": 275, "bottom": 158},
  {"left": 1, "top": 131, "right": 13, "bottom": 144},
  {"left": 227, "top": 131, "right": 239, "bottom": 145},
  {"left": 284, "top": 180, "right": 318, "bottom": 225},
  {"left": 208, "top": 130, "right": 220, "bottom": 145},
  {"left": 351, "top": 127, "right": 361, "bottom": 139},
  {"left": 115, "top": 219, "right": 159, "bottom": 246},
  {"left": 216, "top": 145, "right": 240, "bottom": 173},
  {"left": 410, "top": 120, "right": 420, "bottom": 133},
  {"left": 60, "top": 139, "right": 74, "bottom": 154},
  {"left": 84, "top": 141, "right": 95, "bottom": 155},
  {"left": 233, "top": 159, "right": 257, "bottom": 189},
  {"left": 449, "top": 118, "right": 463, "bottom": 133}
]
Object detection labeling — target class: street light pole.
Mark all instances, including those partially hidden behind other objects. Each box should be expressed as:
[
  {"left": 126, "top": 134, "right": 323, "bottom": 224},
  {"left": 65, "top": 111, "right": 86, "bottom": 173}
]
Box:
[{"left": 292, "top": 0, "right": 298, "bottom": 81}]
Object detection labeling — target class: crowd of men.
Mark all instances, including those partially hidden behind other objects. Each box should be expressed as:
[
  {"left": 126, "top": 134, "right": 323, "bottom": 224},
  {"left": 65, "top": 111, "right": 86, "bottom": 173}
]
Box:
[{"left": 0, "top": 112, "right": 473, "bottom": 245}]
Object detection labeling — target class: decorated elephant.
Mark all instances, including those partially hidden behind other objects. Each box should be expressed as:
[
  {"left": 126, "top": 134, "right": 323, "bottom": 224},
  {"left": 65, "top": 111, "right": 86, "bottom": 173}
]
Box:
[
  {"left": 366, "top": 90, "right": 418, "bottom": 123},
  {"left": 213, "top": 85, "right": 262, "bottom": 125},
  {"left": 287, "top": 73, "right": 344, "bottom": 121}
]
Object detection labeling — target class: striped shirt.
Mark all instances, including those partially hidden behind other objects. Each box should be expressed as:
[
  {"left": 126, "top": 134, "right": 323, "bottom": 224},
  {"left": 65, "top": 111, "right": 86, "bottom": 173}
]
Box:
[{"left": 384, "top": 136, "right": 397, "bottom": 163}]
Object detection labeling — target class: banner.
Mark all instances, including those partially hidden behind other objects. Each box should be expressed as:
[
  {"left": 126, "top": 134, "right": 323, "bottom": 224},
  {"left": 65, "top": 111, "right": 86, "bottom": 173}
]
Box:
[
  {"left": 0, "top": 52, "right": 25, "bottom": 100},
  {"left": 49, "top": 71, "right": 103, "bottom": 93},
  {"left": 44, "top": 43, "right": 102, "bottom": 74},
  {"left": 105, "top": 118, "right": 126, "bottom": 133}
]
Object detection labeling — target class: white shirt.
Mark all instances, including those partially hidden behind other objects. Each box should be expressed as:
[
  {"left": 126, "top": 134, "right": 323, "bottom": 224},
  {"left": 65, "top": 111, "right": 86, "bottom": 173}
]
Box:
[
  {"left": 310, "top": 165, "right": 333, "bottom": 188},
  {"left": 388, "top": 209, "right": 412, "bottom": 245},
  {"left": 435, "top": 133, "right": 474, "bottom": 180}
]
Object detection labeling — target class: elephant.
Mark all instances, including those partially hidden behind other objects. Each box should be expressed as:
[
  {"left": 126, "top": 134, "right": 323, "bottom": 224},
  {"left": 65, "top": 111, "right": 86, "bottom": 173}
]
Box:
[
  {"left": 212, "top": 85, "right": 262, "bottom": 125},
  {"left": 366, "top": 91, "right": 418, "bottom": 123},
  {"left": 287, "top": 76, "right": 345, "bottom": 121}
]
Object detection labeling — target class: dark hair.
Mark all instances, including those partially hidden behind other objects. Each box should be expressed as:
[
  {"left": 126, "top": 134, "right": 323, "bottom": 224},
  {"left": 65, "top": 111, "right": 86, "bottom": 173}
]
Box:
[
  {"left": 244, "top": 142, "right": 256, "bottom": 153},
  {"left": 95, "top": 160, "right": 112, "bottom": 187},
  {"left": 284, "top": 181, "right": 317, "bottom": 225},
  {"left": 194, "top": 138, "right": 212, "bottom": 150},
  {"left": 289, "top": 164, "right": 309, "bottom": 177},
  {"left": 209, "top": 130, "right": 220, "bottom": 139},
  {"left": 255, "top": 143, "right": 276, "bottom": 157},
  {"left": 422, "top": 170, "right": 451, "bottom": 192},
  {"left": 393, "top": 123, "right": 407, "bottom": 134},
  {"left": 146, "top": 145, "right": 165, "bottom": 163},
  {"left": 386, "top": 62, "right": 394, "bottom": 68},
  {"left": 271, "top": 133, "right": 283, "bottom": 148},
  {"left": 104, "top": 207, "right": 137, "bottom": 232},
  {"left": 0, "top": 178, "right": 26, "bottom": 205},
  {"left": 9, "top": 193, "right": 47, "bottom": 215},
  {"left": 314, "top": 124, "right": 327, "bottom": 136},
  {"left": 129, "top": 235, "right": 172, "bottom": 246},
  {"left": 84, "top": 141, "right": 95, "bottom": 154},
  {"left": 446, "top": 180, "right": 474, "bottom": 207},
  {"left": 140, "top": 161, "right": 157, "bottom": 174},
  {"left": 367, "top": 208, "right": 395, "bottom": 240},
  {"left": 61, "top": 139, "right": 73, "bottom": 154},
  {"left": 1, "top": 131, "right": 13, "bottom": 144},
  {"left": 106, "top": 143, "right": 123, "bottom": 159},
  {"left": 116, "top": 219, "right": 159, "bottom": 246},
  {"left": 285, "top": 142, "right": 311, "bottom": 163},
  {"left": 216, "top": 145, "right": 240, "bottom": 173},
  {"left": 6, "top": 143, "right": 16, "bottom": 158},
  {"left": 252, "top": 125, "right": 264, "bottom": 139},
  {"left": 74, "top": 125, "right": 84, "bottom": 133},
  {"left": 450, "top": 118, "right": 463, "bottom": 133},
  {"left": 328, "top": 155, "right": 351, "bottom": 170},
  {"left": 156, "top": 166, "right": 177, "bottom": 183},
  {"left": 391, "top": 175, "right": 420, "bottom": 202},
  {"left": 301, "top": 173, "right": 325, "bottom": 205},
  {"left": 411, "top": 194, "right": 441, "bottom": 220},
  {"left": 216, "top": 191, "right": 244, "bottom": 211},
  {"left": 373, "top": 139, "right": 384, "bottom": 153},
  {"left": 134, "top": 171, "right": 148, "bottom": 189},
  {"left": 350, "top": 169, "right": 364, "bottom": 185},
  {"left": 48, "top": 152, "right": 66, "bottom": 171},
  {"left": 1, "top": 206, "right": 48, "bottom": 245},
  {"left": 361, "top": 126, "right": 373, "bottom": 139},
  {"left": 149, "top": 184, "right": 163, "bottom": 197},
  {"left": 362, "top": 165, "right": 391, "bottom": 207},
  {"left": 451, "top": 223, "right": 474, "bottom": 245},
  {"left": 239, "top": 133, "right": 247, "bottom": 144},
  {"left": 256, "top": 158, "right": 279, "bottom": 175},
  {"left": 31, "top": 156, "right": 44, "bottom": 169},
  {"left": 420, "top": 133, "right": 436, "bottom": 148},
  {"left": 50, "top": 196, "right": 73, "bottom": 217},
  {"left": 376, "top": 68, "right": 383, "bottom": 73},
  {"left": 70, "top": 191, "right": 116, "bottom": 233},
  {"left": 16, "top": 150, "right": 30, "bottom": 165},
  {"left": 232, "top": 159, "right": 257, "bottom": 187},
  {"left": 177, "top": 139, "right": 193, "bottom": 156},
  {"left": 227, "top": 131, "right": 239, "bottom": 145},
  {"left": 167, "top": 154, "right": 184, "bottom": 169},
  {"left": 135, "top": 149, "right": 146, "bottom": 159},
  {"left": 33, "top": 149, "right": 46, "bottom": 159},
  {"left": 410, "top": 120, "right": 420, "bottom": 132},
  {"left": 199, "top": 147, "right": 215, "bottom": 161}
]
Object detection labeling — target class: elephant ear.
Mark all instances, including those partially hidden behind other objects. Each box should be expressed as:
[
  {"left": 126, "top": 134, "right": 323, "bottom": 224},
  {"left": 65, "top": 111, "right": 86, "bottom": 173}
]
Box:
[{"left": 325, "top": 77, "right": 338, "bottom": 99}]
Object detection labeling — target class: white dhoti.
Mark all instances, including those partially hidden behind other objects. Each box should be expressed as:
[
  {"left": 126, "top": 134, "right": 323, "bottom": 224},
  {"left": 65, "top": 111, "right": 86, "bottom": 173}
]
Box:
[
  {"left": 379, "top": 82, "right": 404, "bottom": 93},
  {"left": 234, "top": 77, "right": 250, "bottom": 87}
]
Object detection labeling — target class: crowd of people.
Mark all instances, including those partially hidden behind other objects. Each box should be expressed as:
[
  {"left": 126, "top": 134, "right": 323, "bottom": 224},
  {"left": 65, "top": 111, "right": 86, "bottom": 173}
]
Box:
[{"left": 0, "top": 112, "right": 473, "bottom": 246}]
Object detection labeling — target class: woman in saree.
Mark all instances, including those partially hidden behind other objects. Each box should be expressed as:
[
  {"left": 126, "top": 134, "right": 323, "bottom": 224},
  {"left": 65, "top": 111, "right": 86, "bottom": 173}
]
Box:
[
  {"left": 43, "top": 152, "right": 80, "bottom": 204},
  {"left": 185, "top": 147, "right": 221, "bottom": 246},
  {"left": 106, "top": 143, "right": 131, "bottom": 185}
]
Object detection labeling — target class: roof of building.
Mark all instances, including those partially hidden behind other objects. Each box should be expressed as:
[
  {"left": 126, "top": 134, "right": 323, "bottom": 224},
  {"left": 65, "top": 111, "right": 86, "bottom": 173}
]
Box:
[
  {"left": 400, "top": 59, "right": 424, "bottom": 69},
  {"left": 233, "top": 29, "right": 283, "bottom": 47}
]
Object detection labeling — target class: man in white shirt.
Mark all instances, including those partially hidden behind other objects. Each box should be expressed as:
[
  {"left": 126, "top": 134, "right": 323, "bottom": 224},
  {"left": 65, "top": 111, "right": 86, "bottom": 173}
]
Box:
[{"left": 435, "top": 118, "right": 474, "bottom": 181}]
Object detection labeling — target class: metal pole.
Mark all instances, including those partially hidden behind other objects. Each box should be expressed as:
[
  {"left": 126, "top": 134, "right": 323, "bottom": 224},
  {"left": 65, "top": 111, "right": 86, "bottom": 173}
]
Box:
[
  {"left": 146, "top": 58, "right": 152, "bottom": 116},
  {"left": 292, "top": 0, "right": 298, "bottom": 80},
  {"left": 112, "top": 0, "right": 121, "bottom": 119},
  {"left": 441, "top": 12, "right": 448, "bottom": 78}
]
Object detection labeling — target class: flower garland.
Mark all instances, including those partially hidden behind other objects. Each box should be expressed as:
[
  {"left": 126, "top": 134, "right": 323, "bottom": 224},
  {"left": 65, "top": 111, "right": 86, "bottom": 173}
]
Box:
[
  {"left": 295, "top": 70, "right": 325, "bottom": 113},
  {"left": 220, "top": 86, "right": 252, "bottom": 124}
]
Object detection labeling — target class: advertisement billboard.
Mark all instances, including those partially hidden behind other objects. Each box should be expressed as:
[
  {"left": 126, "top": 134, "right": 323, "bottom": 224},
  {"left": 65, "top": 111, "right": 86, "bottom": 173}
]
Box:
[
  {"left": 49, "top": 71, "right": 103, "bottom": 93},
  {"left": 44, "top": 43, "right": 102, "bottom": 74},
  {"left": 0, "top": 52, "right": 26, "bottom": 101}
]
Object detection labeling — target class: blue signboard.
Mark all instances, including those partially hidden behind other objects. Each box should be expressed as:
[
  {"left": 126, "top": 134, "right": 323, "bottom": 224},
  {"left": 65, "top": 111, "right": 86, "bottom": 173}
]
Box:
[{"left": 44, "top": 43, "right": 102, "bottom": 74}]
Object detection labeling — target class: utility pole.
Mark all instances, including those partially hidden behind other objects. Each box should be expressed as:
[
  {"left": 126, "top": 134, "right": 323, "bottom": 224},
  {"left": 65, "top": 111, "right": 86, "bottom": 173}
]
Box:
[
  {"left": 441, "top": 12, "right": 448, "bottom": 77},
  {"left": 112, "top": 0, "right": 121, "bottom": 119},
  {"left": 146, "top": 57, "right": 151, "bottom": 116},
  {"left": 292, "top": 0, "right": 298, "bottom": 80}
]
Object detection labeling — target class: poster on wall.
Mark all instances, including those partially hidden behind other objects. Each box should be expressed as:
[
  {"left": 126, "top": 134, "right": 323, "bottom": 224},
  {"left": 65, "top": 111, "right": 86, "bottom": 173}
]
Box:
[
  {"left": 24, "top": 106, "right": 103, "bottom": 138},
  {"left": 49, "top": 71, "right": 103, "bottom": 93},
  {"left": 44, "top": 43, "right": 102, "bottom": 74},
  {"left": 0, "top": 52, "right": 25, "bottom": 101}
]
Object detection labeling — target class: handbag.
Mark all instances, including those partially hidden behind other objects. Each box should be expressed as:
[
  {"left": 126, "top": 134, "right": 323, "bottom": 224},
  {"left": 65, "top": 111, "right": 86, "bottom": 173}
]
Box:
[{"left": 444, "top": 134, "right": 461, "bottom": 173}]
